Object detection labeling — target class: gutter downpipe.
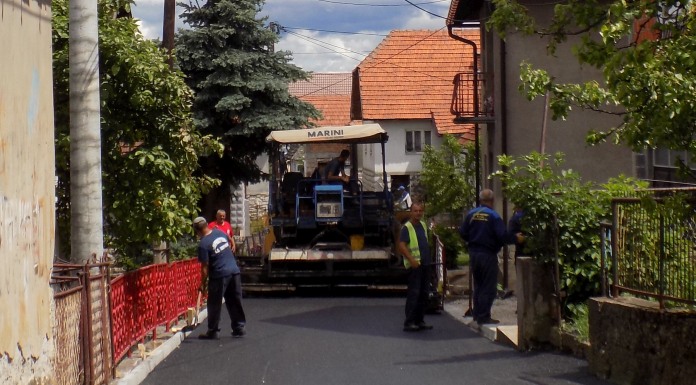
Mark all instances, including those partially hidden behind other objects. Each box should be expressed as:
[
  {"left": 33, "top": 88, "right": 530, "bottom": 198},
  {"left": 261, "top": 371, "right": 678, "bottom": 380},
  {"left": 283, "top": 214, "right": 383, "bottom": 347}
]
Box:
[
  {"left": 381, "top": 137, "right": 390, "bottom": 207},
  {"left": 500, "top": 40, "right": 510, "bottom": 291},
  {"left": 448, "top": 24, "right": 479, "bottom": 316},
  {"left": 447, "top": 26, "right": 481, "bottom": 207}
]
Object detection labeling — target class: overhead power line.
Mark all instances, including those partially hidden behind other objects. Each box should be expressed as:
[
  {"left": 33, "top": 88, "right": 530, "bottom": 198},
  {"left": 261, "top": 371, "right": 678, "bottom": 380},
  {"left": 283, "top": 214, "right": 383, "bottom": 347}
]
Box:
[
  {"left": 284, "top": 26, "right": 455, "bottom": 98},
  {"left": 318, "top": 0, "right": 447, "bottom": 6},
  {"left": 282, "top": 29, "right": 366, "bottom": 63},
  {"left": 281, "top": 26, "right": 387, "bottom": 37},
  {"left": 402, "top": 0, "right": 447, "bottom": 19}
]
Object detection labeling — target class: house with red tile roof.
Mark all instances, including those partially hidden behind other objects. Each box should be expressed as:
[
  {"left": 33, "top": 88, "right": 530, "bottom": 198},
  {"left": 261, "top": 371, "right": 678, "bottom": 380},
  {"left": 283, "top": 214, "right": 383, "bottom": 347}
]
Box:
[
  {"left": 287, "top": 73, "right": 353, "bottom": 176},
  {"left": 351, "top": 29, "right": 479, "bottom": 192},
  {"left": 245, "top": 35, "right": 481, "bottom": 225}
]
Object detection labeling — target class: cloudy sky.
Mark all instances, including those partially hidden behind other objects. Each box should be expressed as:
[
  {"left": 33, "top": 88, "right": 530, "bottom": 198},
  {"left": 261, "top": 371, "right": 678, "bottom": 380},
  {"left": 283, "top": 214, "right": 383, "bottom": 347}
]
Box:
[{"left": 131, "top": 0, "right": 452, "bottom": 73}]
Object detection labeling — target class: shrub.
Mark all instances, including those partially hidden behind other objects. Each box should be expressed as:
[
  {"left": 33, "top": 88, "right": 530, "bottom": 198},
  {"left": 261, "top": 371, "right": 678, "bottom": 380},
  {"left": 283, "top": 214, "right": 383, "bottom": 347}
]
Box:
[{"left": 492, "top": 152, "right": 647, "bottom": 312}]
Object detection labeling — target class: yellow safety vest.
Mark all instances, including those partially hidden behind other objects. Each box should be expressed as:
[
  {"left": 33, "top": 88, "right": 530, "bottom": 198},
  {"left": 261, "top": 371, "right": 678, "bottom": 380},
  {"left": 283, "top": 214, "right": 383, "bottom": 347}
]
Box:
[{"left": 403, "top": 220, "right": 428, "bottom": 268}]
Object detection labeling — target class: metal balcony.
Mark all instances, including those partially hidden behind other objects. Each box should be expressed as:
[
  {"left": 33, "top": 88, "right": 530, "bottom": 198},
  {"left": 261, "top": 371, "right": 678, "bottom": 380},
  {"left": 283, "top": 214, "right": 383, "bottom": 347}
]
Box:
[{"left": 452, "top": 71, "right": 493, "bottom": 123}]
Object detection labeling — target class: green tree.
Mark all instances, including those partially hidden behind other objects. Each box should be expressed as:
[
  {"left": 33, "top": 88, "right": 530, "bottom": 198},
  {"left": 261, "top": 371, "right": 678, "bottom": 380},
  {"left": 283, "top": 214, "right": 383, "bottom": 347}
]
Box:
[
  {"left": 419, "top": 134, "right": 476, "bottom": 267},
  {"left": 53, "top": 0, "right": 221, "bottom": 265},
  {"left": 176, "top": 0, "right": 321, "bottom": 214},
  {"left": 488, "top": 0, "right": 696, "bottom": 154},
  {"left": 419, "top": 134, "right": 476, "bottom": 219}
]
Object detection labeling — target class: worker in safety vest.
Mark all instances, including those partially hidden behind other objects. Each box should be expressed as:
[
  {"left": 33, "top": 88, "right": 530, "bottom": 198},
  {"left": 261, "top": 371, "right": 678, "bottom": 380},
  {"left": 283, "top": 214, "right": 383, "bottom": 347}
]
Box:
[{"left": 397, "top": 200, "right": 434, "bottom": 332}]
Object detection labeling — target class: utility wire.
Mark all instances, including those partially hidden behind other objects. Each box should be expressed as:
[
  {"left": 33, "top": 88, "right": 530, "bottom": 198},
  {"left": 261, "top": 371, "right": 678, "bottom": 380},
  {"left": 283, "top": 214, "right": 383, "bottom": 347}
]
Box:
[
  {"left": 281, "top": 26, "right": 387, "bottom": 37},
  {"left": 318, "top": 0, "right": 447, "bottom": 6},
  {"left": 289, "top": 26, "right": 457, "bottom": 97},
  {"left": 282, "top": 29, "right": 367, "bottom": 62},
  {"left": 402, "top": 0, "right": 447, "bottom": 19},
  {"left": 291, "top": 51, "right": 374, "bottom": 54}
]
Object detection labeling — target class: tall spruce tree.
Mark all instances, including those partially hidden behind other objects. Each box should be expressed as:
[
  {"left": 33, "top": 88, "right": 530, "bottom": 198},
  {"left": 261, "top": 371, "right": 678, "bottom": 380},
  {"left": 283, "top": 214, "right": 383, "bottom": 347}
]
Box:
[{"left": 176, "top": 0, "right": 320, "bottom": 214}]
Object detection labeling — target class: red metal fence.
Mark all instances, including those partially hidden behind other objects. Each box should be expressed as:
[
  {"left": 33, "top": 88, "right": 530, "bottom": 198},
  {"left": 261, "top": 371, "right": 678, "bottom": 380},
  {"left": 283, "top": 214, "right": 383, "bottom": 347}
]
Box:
[{"left": 110, "top": 259, "right": 202, "bottom": 364}]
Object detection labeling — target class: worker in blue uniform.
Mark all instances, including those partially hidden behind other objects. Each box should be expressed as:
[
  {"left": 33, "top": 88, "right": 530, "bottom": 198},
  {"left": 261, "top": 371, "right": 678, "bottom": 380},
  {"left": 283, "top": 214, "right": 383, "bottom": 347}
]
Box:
[{"left": 459, "top": 189, "right": 508, "bottom": 326}]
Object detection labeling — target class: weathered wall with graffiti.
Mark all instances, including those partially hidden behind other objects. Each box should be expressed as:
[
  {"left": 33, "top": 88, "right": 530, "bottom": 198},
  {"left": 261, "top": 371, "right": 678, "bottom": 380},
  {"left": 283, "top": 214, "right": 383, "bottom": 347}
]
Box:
[{"left": 0, "top": 0, "right": 56, "bottom": 383}]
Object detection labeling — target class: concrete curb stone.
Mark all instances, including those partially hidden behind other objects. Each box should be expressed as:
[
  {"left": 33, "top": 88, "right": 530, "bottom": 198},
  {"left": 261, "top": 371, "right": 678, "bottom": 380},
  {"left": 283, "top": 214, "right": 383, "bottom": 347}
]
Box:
[{"left": 111, "top": 308, "right": 208, "bottom": 385}]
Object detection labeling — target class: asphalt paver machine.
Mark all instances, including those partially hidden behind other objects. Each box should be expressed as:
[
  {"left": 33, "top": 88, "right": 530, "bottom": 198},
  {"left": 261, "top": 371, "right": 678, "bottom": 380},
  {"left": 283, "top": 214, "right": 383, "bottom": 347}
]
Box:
[{"left": 264, "top": 124, "right": 407, "bottom": 286}]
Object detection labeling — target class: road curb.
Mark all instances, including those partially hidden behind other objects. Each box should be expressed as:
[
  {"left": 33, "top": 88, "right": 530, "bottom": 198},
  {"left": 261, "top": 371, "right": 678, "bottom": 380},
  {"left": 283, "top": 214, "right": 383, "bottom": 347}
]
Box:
[{"left": 112, "top": 309, "right": 208, "bottom": 385}]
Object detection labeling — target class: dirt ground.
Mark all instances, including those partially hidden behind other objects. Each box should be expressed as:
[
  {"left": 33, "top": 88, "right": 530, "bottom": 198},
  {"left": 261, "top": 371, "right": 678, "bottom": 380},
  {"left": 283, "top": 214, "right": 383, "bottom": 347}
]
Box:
[
  {"left": 444, "top": 257, "right": 518, "bottom": 326},
  {"left": 444, "top": 295, "right": 518, "bottom": 326}
]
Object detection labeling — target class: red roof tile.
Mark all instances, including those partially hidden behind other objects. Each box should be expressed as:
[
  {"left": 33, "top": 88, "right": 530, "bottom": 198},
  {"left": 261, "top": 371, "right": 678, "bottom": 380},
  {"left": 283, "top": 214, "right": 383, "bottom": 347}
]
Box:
[
  {"left": 290, "top": 73, "right": 353, "bottom": 127},
  {"left": 355, "top": 29, "right": 479, "bottom": 141},
  {"left": 289, "top": 73, "right": 352, "bottom": 97},
  {"left": 301, "top": 95, "right": 352, "bottom": 126}
]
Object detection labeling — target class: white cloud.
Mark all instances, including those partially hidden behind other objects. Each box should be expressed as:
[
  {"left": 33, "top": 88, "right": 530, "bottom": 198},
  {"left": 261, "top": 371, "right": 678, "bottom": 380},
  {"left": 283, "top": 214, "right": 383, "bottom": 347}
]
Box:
[
  {"left": 276, "top": 30, "right": 384, "bottom": 72},
  {"left": 131, "top": 0, "right": 453, "bottom": 72}
]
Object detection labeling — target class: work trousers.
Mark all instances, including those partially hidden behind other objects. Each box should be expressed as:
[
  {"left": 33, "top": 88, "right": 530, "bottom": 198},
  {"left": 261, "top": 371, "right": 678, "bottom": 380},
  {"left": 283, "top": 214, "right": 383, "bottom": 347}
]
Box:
[
  {"left": 207, "top": 273, "right": 246, "bottom": 332},
  {"left": 470, "top": 251, "right": 498, "bottom": 321},
  {"left": 404, "top": 264, "right": 429, "bottom": 326}
]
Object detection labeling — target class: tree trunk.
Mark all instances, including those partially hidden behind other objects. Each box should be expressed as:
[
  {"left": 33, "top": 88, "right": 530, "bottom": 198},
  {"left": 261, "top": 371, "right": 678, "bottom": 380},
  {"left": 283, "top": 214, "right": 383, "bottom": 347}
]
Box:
[{"left": 69, "top": 0, "right": 104, "bottom": 263}]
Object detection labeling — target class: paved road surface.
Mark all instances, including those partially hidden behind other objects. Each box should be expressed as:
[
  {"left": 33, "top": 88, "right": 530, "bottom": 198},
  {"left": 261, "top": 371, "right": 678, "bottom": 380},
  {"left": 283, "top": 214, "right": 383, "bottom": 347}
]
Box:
[{"left": 142, "top": 295, "right": 609, "bottom": 385}]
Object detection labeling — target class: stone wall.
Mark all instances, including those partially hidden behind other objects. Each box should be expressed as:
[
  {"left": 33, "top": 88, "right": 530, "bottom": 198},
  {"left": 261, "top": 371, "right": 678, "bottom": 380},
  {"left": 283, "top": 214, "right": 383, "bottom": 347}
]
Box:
[
  {"left": 0, "top": 0, "right": 56, "bottom": 383},
  {"left": 588, "top": 297, "right": 696, "bottom": 385},
  {"left": 515, "top": 257, "right": 559, "bottom": 351}
]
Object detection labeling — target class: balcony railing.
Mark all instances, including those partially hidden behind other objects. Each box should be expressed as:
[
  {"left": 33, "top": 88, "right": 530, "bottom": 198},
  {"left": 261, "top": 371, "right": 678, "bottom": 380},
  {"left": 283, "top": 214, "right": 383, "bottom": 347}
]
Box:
[{"left": 452, "top": 71, "right": 492, "bottom": 121}]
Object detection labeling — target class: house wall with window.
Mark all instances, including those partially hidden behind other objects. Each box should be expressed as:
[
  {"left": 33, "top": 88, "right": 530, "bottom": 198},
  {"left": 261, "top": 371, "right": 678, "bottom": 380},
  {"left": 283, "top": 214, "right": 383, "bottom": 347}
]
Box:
[
  {"left": 470, "top": 1, "right": 636, "bottom": 192},
  {"left": 358, "top": 120, "right": 443, "bottom": 191},
  {"left": 639, "top": 149, "right": 696, "bottom": 187}
]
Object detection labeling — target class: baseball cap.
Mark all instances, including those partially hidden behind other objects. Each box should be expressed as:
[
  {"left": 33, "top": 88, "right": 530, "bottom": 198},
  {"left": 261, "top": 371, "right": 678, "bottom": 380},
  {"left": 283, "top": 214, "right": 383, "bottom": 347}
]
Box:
[
  {"left": 398, "top": 185, "right": 405, "bottom": 190},
  {"left": 193, "top": 216, "right": 207, "bottom": 227}
]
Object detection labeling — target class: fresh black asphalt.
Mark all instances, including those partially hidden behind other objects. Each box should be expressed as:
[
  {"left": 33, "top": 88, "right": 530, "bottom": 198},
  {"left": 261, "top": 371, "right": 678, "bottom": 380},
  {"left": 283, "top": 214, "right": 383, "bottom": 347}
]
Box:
[{"left": 142, "top": 294, "right": 610, "bottom": 385}]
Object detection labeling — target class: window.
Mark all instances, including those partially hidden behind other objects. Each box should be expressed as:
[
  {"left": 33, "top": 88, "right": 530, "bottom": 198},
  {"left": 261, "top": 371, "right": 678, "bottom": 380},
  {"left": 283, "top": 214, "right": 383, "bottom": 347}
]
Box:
[
  {"left": 653, "top": 149, "right": 691, "bottom": 168},
  {"left": 406, "top": 130, "right": 432, "bottom": 153}
]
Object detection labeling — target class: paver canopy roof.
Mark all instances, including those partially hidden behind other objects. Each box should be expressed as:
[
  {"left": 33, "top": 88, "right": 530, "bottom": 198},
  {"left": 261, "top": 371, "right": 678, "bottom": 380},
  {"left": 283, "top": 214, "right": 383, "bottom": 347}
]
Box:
[{"left": 266, "top": 124, "right": 387, "bottom": 144}]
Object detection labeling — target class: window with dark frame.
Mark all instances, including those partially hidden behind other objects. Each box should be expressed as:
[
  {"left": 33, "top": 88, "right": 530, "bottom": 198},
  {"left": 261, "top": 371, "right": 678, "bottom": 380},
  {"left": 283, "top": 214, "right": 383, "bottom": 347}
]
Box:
[
  {"left": 653, "top": 149, "right": 694, "bottom": 168},
  {"left": 405, "top": 130, "right": 432, "bottom": 153}
]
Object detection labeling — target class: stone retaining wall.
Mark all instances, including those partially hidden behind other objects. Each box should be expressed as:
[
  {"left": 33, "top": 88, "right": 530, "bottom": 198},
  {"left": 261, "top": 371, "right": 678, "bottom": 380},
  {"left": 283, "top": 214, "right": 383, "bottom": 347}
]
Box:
[
  {"left": 515, "top": 257, "right": 559, "bottom": 350},
  {"left": 589, "top": 297, "right": 696, "bottom": 385}
]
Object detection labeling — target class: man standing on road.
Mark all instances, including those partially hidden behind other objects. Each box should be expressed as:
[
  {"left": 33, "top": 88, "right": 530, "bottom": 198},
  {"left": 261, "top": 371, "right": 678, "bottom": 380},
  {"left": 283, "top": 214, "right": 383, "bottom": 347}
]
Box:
[
  {"left": 398, "top": 201, "right": 434, "bottom": 332},
  {"left": 194, "top": 216, "right": 246, "bottom": 340},
  {"left": 459, "top": 189, "right": 507, "bottom": 326},
  {"left": 208, "top": 209, "right": 236, "bottom": 253}
]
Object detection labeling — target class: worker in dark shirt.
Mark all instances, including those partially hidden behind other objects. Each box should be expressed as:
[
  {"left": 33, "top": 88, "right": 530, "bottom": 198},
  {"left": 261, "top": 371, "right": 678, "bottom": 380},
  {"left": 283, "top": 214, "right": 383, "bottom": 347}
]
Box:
[
  {"left": 459, "top": 189, "right": 508, "bottom": 326},
  {"left": 508, "top": 206, "right": 526, "bottom": 261},
  {"left": 194, "top": 216, "right": 246, "bottom": 339},
  {"left": 398, "top": 201, "right": 434, "bottom": 332},
  {"left": 323, "top": 149, "right": 350, "bottom": 185}
]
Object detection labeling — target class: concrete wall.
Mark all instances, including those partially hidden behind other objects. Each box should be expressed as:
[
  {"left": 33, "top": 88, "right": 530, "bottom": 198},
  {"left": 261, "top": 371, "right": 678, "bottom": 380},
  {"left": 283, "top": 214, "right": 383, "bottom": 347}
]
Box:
[
  {"left": 515, "top": 257, "right": 558, "bottom": 351},
  {"left": 484, "top": 2, "right": 635, "bottom": 205},
  {"left": 359, "top": 119, "right": 443, "bottom": 190},
  {"left": 589, "top": 297, "right": 696, "bottom": 385},
  {"left": 0, "top": 0, "right": 56, "bottom": 383}
]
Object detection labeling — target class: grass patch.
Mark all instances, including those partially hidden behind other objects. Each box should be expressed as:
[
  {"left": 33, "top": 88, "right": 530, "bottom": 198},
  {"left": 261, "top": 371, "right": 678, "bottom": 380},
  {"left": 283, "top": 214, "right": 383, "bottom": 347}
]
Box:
[
  {"left": 562, "top": 303, "right": 589, "bottom": 343},
  {"left": 456, "top": 251, "right": 470, "bottom": 266}
]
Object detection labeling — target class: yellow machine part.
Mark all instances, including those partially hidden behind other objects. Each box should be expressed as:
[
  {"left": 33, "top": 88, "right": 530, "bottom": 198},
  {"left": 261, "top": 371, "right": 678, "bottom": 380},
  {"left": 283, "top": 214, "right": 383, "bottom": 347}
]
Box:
[{"left": 350, "top": 234, "right": 364, "bottom": 251}]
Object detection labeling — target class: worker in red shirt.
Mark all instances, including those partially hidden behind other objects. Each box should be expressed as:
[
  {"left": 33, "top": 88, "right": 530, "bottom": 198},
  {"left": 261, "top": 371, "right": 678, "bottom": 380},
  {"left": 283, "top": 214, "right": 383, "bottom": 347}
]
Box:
[{"left": 208, "top": 209, "right": 237, "bottom": 253}]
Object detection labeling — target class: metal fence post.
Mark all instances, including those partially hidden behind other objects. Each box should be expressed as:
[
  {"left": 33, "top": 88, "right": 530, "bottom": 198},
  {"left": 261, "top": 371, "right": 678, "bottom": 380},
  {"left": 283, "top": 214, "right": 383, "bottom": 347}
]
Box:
[
  {"left": 659, "top": 210, "right": 665, "bottom": 309},
  {"left": 611, "top": 200, "right": 619, "bottom": 298}
]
